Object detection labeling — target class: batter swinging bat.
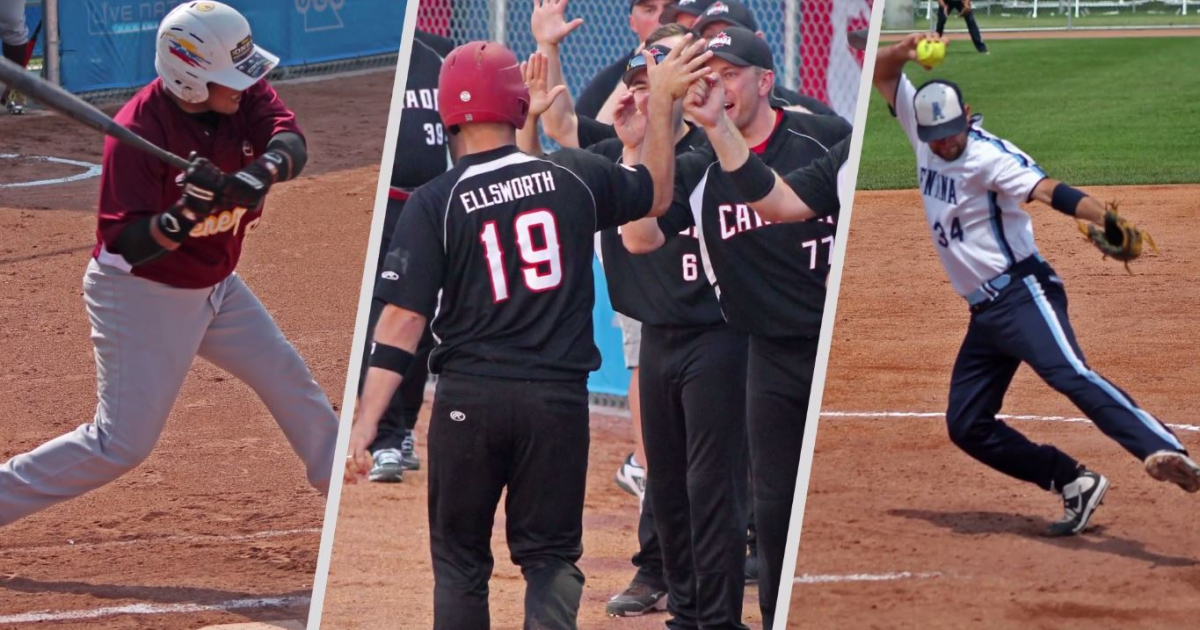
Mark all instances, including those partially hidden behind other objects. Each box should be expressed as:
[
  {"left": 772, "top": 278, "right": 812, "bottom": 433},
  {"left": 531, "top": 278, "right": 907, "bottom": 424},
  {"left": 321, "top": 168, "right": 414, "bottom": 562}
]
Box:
[{"left": 0, "top": 55, "right": 191, "bottom": 170}]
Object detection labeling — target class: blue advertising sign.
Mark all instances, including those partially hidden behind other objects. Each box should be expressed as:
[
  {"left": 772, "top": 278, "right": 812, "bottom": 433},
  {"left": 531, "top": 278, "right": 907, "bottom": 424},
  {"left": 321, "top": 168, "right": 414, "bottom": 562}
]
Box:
[
  {"left": 59, "top": 0, "right": 407, "bottom": 93},
  {"left": 589, "top": 259, "right": 630, "bottom": 396}
]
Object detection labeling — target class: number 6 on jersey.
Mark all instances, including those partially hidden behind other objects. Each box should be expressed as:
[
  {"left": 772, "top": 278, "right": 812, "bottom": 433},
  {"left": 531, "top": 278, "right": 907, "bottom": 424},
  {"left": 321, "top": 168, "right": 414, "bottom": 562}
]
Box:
[{"left": 479, "top": 209, "right": 563, "bottom": 302}]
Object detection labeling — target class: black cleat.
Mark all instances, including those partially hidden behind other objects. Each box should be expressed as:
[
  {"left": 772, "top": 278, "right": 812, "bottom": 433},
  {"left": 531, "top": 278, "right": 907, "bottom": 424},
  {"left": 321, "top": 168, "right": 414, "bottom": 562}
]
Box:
[{"left": 605, "top": 581, "right": 667, "bottom": 617}]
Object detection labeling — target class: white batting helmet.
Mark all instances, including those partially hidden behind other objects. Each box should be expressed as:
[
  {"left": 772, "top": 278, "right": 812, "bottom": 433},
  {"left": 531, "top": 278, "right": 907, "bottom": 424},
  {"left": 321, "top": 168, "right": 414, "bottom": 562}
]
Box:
[{"left": 154, "top": 1, "right": 279, "bottom": 104}]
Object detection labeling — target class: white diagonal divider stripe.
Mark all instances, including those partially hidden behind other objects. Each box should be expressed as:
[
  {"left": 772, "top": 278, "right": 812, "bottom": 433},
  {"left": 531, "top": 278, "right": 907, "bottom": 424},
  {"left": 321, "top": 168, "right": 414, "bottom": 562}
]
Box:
[
  {"left": 821, "top": 411, "right": 1200, "bottom": 433},
  {"left": 0, "top": 596, "right": 310, "bottom": 625}
]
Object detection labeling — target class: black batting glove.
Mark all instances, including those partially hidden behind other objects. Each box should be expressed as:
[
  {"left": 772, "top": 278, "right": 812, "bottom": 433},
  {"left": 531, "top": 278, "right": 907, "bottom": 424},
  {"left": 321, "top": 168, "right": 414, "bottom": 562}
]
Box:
[
  {"left": 181, "top": 155, "right": 227, "bottom": 218},
  {"left": 222, "top": 150, "right": 288, "bottom": 209}
]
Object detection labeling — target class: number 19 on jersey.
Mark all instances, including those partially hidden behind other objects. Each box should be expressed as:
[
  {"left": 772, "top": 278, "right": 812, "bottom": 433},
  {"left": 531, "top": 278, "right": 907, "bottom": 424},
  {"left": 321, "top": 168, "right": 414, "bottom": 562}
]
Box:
[{"left": 479, "top": 209, "right": 563, "bottom": 303}]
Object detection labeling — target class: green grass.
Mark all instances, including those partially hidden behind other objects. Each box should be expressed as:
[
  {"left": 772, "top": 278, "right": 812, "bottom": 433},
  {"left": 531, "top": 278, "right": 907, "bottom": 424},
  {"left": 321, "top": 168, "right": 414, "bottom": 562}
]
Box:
[
  {"left": 899, "top": 10, "right": 1200, "bottom": 30},
  {"left": 858, "top": 37, "right": 1200, "bottom": 190}
]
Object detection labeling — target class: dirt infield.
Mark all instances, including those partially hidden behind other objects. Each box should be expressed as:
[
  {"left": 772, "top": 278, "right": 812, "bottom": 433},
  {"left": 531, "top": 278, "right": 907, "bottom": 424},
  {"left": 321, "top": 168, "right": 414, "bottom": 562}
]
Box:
[
  {"left": 789, "top": 185, "right": 1200, "bottom": 629},
  {"left": 0, "top": 69, "right": 393, "bottom": 628},
  {"left": 322, "top": 406, "right": 765, "bottom": 629}
]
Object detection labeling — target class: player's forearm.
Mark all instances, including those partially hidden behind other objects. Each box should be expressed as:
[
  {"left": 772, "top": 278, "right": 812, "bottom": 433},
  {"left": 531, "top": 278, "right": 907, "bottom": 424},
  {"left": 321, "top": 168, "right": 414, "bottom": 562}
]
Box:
[
  {"left": 622, "top": 144, "right": 643, "bottom": 168},
  {"left": 517, "top": 114, "right": 545, "bottom": 155},
  {"left": 1030, "top": 178, "right": 1106, "bottom": 226},
  {"left": 746, "top": 174, "right": 817, "bottom": 223},
  {"left": 621, "top": 217, "right": 667, "bottom": 253},
  {"left": 539, "top": 42, "right": 581, "bottom": 148},
  {"left": 1073, "top": 196, "right": 1107, "bottom": 225},
  {"left": 641, "top": 92, "right": 677, "bottom": 216},
  {"left": 357, "top": 305, "right": 427, "bottom": 431},
  {"left": 873, "top": 39, "right": 914, "bottom": 108},
  {"left": 356, "top": 367, "right": 404, "bottom": 436},
  {"left": 705, "top": 113, "right": 751, "bottom": 173}
]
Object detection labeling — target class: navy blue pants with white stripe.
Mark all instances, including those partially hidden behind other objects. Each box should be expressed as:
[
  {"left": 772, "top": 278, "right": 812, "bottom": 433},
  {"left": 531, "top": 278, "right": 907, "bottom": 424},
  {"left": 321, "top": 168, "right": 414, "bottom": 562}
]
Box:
[{"left": 947, "top": 260, "right": 1184, "bottom": 492}]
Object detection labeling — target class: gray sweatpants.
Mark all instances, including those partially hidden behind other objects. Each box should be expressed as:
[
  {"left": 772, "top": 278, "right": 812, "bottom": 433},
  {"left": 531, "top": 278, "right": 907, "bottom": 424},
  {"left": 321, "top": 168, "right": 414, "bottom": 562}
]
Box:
[
  {"left": 0, "top": 0, "right": 28, "bottom": 46},
  {"left": 0, "top": 259, "right": 337, "bottom": 526}
]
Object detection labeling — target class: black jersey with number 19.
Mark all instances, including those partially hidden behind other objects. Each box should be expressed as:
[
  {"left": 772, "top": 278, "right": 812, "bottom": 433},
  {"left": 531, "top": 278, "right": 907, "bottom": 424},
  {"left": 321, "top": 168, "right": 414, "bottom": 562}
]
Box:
[
  {"left": 659, "top": 109, "right": 852, "bottom": 339},
  {"left": 376, "top": 145, "right": 655, "bottom": 380}
]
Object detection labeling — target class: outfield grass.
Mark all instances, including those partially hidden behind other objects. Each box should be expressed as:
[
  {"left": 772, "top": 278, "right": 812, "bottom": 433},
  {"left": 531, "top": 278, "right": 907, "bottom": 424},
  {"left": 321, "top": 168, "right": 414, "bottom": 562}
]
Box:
[
  {"left": 857, "top": 37, "right": 1200, "bottom": 190},
  {"left": 903, "top": 10, "right": 1200, "bottom": 30}
]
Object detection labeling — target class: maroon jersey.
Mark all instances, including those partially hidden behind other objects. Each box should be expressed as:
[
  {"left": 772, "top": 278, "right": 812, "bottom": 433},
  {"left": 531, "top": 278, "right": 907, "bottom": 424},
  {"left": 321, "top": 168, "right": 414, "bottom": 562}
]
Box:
[{"left": 93, "top": 78, "right": 303, "bottom": 288}]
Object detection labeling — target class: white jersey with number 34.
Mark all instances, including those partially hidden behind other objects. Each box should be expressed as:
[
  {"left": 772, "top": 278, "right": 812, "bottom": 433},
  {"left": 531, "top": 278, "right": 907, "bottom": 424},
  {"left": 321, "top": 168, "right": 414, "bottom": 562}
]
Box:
[{"left": 894, "top": 74, "right": 1048, "bottom": 297}]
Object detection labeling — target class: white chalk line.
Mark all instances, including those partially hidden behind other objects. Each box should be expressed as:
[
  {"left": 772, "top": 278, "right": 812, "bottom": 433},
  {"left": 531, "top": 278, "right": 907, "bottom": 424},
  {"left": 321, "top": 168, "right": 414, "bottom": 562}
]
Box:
[
  {"left": 824, "top": 411, "right": 1200, "bottom": 433},
  {"left": 589, "top": 406, "right": 1200, "bottom": 434},
  {"left": 3, "top": 527, "right": 321, "bottom": 555},
  {"left": 0, "top": 595, "right": 310, "bottom": 625},
  {"left": 0, "top": 153, "right": 102, "bottom": 188},
  {"left": 795, "top": 571, "right": 943, "bottom": 585}
]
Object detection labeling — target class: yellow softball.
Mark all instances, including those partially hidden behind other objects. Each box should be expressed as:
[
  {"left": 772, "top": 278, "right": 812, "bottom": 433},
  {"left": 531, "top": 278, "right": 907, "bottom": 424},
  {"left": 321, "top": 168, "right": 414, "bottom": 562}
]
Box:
[{"left": 916, "top": 38, "right": 946, "bottom": 69}]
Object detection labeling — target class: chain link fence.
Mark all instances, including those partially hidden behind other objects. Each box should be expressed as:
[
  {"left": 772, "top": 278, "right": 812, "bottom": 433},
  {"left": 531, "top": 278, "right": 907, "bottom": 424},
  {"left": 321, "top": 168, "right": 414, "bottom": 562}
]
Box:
[{"left": 417, "top": 0, "right": 870, "bottom": 122}]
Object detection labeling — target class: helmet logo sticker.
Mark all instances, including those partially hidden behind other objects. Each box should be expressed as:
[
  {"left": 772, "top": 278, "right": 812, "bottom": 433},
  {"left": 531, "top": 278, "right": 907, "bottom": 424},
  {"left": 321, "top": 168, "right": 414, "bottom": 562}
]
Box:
[
  {"left": 163, "top": 32, "right": 211, "bottom": 68},
  {"left": 460, "top": 91, "right": 472, "bottom": 102},
  {"left": 231, "top": 35, "right": 254, "bottom": 62},
  {"left": 196, "top": 2, "right": 216, "bottom": 11}
]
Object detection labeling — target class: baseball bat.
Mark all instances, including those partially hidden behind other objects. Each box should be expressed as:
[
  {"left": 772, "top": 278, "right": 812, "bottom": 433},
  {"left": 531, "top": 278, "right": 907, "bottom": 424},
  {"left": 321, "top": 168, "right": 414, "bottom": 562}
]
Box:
[{"left": 0, "top": 55, "right": 191, "bottom": 170}]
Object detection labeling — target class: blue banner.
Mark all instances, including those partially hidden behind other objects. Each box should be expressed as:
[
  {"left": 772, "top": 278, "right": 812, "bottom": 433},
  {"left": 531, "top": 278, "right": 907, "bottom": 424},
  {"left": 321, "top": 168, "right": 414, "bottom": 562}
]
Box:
[
  {"left": 588, "top": 259, "right": 630, "bottom": 396},
  {"left": 23, "top": 1, "right": 44, "bottom": 59},
  {"left": 59, "top": 0, "right": 407, "bottom": 93}
]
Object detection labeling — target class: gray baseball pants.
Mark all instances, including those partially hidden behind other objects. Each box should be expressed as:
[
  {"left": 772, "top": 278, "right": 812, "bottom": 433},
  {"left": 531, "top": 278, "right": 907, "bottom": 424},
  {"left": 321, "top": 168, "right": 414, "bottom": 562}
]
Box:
[{"left": 0, "top": 259, "right": 337, "bottom": 525}]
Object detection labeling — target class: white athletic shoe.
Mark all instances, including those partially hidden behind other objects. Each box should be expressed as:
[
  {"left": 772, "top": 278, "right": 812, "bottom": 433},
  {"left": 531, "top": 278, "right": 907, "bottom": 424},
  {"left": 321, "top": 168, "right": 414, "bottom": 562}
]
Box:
[
  {"left": 1145, "top": 451, "right": 1200, "bottom": 493},
  {"left": 1048, "top": 469, "right": 1108, "bottom": 537},
  {"left": 369, "top": 448, "right": 404, "bottom": 483},
  {"left": 4, "top": 90, "right": 25, "bottom": 115},
  {"left": 614, "top": 453, "right": 646, "bottom": 503}
]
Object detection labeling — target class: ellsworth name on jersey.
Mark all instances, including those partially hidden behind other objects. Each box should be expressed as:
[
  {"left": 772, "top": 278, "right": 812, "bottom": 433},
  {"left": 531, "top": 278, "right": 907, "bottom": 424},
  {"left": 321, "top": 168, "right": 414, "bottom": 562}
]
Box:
[{"left": 460, "top": 171, "right": 558, "bottom": 213}]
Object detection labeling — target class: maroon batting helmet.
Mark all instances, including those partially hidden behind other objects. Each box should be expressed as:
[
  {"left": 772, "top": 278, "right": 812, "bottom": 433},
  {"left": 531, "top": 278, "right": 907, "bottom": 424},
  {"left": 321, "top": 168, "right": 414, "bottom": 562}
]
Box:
[{"left": 438, "top": 41, "right": 530, "bottom": 131}]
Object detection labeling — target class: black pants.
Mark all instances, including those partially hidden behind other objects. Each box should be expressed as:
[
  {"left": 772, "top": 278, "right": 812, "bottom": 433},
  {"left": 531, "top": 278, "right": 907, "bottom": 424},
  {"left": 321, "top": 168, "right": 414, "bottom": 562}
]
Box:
[
  {"left": 746, "top": 335, "right": 818, "bottom": 630},
  {"left": 360, "top": 211, "right": 435, "bottom": 452},
  {"left": 936, "top": 0, "right": 988, "bottom": 52},
  {"left": 631, "top": 486, "right": 667, "bottom": 590},
  {"left": 948, "top": 260, "right": 1184, "bottom": 491},
  {"left": 640, "top": 324, "right": 749, "bottom": 630},
  {"left": 428, "top": 373, "right": 590, "bottom": 630}
]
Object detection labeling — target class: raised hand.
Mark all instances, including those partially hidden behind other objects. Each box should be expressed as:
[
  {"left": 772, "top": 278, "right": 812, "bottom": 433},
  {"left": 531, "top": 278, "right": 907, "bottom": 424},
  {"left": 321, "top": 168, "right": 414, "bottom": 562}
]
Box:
[
  {"left": 522, "top": 52, "right": 568, "bottom": 118},
  {"left": 684, "top": 71, "right": 725, "bottom": 130},
  {"left": 530, "top": 0, "right": 584, "bottom": 47},
  {"left": 647, "top": 34, "right": 714, "bottom": 103},
  {"left": 613, "top": 91, "right": 647, "bottom": 149}
]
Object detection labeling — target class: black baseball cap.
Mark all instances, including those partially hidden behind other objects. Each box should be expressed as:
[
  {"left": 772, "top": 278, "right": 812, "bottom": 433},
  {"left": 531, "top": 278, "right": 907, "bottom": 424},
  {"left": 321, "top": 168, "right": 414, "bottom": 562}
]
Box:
[
  {"left": 623, "top": 44, "right": 672, "bottom": 85},
  {"left": 661, "top": 0, "right": 716, "bottom": 23},
  {"left": 629, "top": 0, "right": 677, "bottom": 8},
  {"left": 705, "top": 26, "right": 773, "bottom": 71},
  {"left": 694, "top": 0, "right": 759, "bottom": 34}
]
